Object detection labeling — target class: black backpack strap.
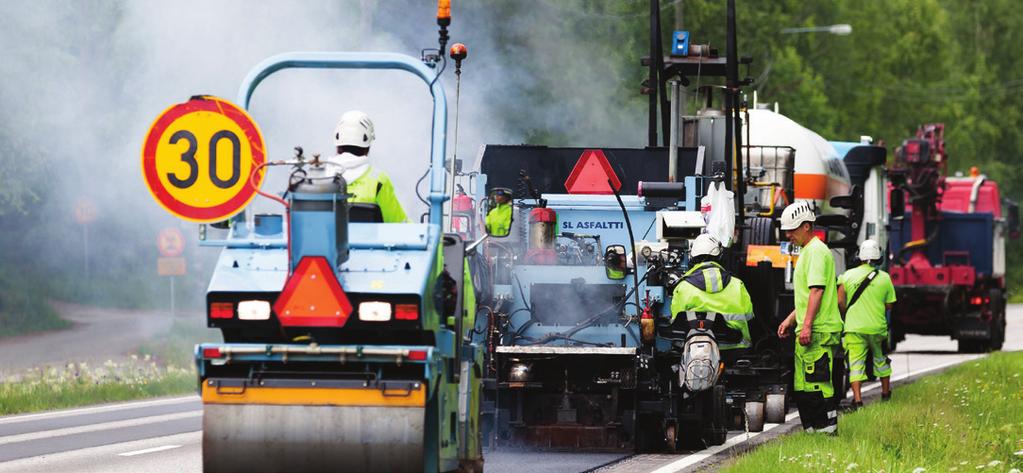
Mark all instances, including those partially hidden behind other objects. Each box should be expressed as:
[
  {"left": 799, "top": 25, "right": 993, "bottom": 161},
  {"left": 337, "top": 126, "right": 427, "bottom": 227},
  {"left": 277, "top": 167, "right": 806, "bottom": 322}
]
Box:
[{"left": 847, "top": 269, "right": 879, "bottom": 310}]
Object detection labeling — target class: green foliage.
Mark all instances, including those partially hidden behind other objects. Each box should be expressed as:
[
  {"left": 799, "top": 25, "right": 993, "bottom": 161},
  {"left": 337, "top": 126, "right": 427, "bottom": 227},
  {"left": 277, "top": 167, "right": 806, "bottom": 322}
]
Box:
[
  {"left": 721, "top": 351, "right": 1023, "bottom": 472},
  {"left": 0, "top": 273, "right": 70, "bottom": 337}
]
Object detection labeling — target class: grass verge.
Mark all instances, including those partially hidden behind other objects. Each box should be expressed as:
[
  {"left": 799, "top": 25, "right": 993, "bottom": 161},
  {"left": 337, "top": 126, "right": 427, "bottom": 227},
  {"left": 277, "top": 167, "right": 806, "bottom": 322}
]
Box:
[
  {"left": 0, "top": 361, "right": 194, "bottom": 416},
  {"left": 721, "top": 351, "right": 1023, "bottom": 473},
  {"left": 0, "top": 320, "right": 215, "bottom": 416}
]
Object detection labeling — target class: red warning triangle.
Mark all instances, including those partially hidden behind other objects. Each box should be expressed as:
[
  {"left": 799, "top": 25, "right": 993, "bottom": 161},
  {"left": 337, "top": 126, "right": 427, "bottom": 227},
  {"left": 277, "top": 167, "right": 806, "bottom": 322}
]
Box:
[
  {"left": 273, "top": 256, "right": 353, "bottom": 327},
  {"left": 564, "top": 149, "right": 622, "bottom": 195}
]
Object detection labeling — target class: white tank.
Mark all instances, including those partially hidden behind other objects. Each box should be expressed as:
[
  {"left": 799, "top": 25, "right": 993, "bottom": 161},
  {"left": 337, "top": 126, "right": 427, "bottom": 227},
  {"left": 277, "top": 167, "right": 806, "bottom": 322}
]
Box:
[{"left": 744, "top": 109, "right": 851, "bottom": 214}]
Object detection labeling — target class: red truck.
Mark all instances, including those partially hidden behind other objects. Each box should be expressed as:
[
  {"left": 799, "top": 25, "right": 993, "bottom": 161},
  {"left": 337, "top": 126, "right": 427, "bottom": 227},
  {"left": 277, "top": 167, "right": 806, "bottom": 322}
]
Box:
[{"left": 888, "top": 124, "right": 1019, "bottom": 353}]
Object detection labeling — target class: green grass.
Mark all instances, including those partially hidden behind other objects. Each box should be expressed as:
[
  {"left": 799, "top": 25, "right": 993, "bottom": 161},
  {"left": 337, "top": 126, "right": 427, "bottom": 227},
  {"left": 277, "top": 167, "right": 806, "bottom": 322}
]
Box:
[
  {"left": 721, "top": 351, "right": 1023, "bottom": 473},
  {"left": 0, "top": 320, "right": 215, "bottom": 416},
  {"left": 0, "top": 273, "right": 70, "bottom": 337},
  {"left": 0, "top": 361, "right": 195, "bottom": 416}
]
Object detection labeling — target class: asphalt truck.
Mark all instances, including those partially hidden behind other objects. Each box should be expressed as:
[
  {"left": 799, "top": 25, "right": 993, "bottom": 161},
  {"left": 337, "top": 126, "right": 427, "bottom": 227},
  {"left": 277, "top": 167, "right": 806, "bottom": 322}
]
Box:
[{"left": 464, "top": 0, "right": 890, "bottom": 452}]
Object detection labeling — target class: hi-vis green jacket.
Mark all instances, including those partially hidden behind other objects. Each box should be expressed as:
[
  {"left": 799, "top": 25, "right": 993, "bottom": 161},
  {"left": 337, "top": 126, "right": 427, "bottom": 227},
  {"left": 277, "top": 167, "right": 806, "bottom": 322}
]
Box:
[
  {"left": 348, "top": 166, "right": 408, "bottom": 223},
  {"left": 670, "top": 261, "right": 755, "bottom": 350}
]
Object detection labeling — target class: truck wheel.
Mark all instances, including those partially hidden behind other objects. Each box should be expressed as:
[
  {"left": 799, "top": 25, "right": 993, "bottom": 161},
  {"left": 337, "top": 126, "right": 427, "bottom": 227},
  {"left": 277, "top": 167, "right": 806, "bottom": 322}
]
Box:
[
  {"left": 706, "top": 385, "right": 728, "bottom": 445},
  {"left": 990, "top": 288, "right": 1006, "bottom": 351},
  {"left": 744, "top": 401, "right": 765, "bottom": 432},
  {"left": 765, "top": 393, "right": 786, "bottom": 424}
]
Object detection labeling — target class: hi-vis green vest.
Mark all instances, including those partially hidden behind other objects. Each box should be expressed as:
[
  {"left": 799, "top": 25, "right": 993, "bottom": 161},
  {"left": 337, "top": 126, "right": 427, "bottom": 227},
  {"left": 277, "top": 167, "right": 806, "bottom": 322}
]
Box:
[
  {"left": 485, "top": 203, "right": 512, "bottom": 236},
  {"left": 348, "top": 166, "right": 408, "bottom": 223},
  {"left": 670, "top": 261, "right": 755, "bottom": 350}
]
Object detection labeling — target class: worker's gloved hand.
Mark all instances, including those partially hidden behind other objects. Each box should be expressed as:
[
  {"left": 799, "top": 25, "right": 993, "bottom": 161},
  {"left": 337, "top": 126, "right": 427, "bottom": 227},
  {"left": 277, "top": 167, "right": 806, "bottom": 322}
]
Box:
[{"left": 798, "top": 326, "right": 812, "bottom": 346}]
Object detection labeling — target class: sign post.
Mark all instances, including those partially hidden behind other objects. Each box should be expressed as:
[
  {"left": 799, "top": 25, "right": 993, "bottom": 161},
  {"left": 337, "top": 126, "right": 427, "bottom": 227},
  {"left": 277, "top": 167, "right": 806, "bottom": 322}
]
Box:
[
  {"left": 143, "top": 96, "right": 265, "bottom": 317},
  {"left": 73, "top": 198, "right": 97, "bottom": 279},
  {"left": 157, "top": 227, "right": 186, "bottom": 316}
]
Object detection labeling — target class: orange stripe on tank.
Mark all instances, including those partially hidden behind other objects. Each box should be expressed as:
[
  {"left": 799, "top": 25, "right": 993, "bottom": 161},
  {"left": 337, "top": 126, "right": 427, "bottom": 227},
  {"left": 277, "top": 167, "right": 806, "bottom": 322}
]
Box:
[{"left": 794, "top": 173, "right": 827, "bottom": 200}]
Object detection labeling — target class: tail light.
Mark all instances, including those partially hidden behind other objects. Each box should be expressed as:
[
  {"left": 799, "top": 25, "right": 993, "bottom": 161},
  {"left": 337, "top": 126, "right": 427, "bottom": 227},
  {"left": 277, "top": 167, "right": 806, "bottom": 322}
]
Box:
[
  {"left": 969, "top": 296, "right": 989, "bottom": 306},
  {"left": 202, "top": 347, "right": 223, "bottom": 359},
  {"left": 210, "top": 302, "right": 234, "bottom": 319},
  {"left": 813, "top": 229, "right": 827, "bottom": 242},
  {"left": 407, "top": 350, "right": 428, "bottom": 361},
  {"left": 395, "top": 304, "right": 419, "bottom": 320}
]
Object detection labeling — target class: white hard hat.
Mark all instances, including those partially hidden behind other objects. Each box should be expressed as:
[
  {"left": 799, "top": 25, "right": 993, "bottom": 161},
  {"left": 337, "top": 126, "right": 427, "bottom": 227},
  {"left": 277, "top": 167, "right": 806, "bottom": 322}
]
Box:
[
  {"left": 779, "top": 201, "right": 816, "bottom": 231},
  {"left": 334, "top": 110, "right": 375, "bottom": 148},
  {"left": 858, "top": 239, "right": 882, "bottom": 261},
  {"left": 691, "top": 233, "right": 722, "bottom": 258}
]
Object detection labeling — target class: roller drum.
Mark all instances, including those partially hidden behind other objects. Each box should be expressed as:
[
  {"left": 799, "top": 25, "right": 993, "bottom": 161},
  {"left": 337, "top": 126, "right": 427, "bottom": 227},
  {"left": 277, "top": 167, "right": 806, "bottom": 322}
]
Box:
[{"left": 203, "top": 404, "right": 425, "bottom": 472}]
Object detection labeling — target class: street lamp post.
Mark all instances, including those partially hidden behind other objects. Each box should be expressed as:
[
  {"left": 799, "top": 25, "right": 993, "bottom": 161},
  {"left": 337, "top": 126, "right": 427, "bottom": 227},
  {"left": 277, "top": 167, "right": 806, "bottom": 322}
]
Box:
[{"left": 780, "top": 24, "right": 852, "bottom": 35}]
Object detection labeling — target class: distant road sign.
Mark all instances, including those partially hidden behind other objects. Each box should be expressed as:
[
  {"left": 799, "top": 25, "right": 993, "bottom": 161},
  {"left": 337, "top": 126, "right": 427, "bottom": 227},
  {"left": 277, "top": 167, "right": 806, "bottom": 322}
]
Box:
[
  {"left": 141, "top": 96, "right": 266, "bottom": 223},
  {"left": 158, "top": 256, "right": 187, "bottom": 276},
  {"left": 73, "top": 198, "right": 97, "bottom": 224},
  {"left": 157, "top": 228, "right": 185, "bottom": 257}
]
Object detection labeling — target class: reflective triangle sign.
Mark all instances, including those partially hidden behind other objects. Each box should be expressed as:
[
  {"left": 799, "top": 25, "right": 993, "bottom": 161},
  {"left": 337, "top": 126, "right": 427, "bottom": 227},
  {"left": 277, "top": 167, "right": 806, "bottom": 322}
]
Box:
[
  {"left": 273, "top": 256, "right": 353, "bottom": 327},
  {"left": 564, "top": 149, "right": 622, "bottom": 194}
]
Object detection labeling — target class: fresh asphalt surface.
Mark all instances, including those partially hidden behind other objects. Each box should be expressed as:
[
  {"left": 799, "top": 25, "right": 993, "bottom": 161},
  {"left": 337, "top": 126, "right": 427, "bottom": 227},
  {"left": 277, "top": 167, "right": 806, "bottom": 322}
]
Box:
[{"left": 0, "top": 306, "right": 1019, "bottom": 473}]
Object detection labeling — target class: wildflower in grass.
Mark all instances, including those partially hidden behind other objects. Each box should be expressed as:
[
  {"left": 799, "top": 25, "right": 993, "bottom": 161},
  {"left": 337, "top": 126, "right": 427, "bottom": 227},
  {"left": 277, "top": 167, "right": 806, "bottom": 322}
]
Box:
[
  {"left": 845, "top": 462, "right": 858, "bottom": 471},
  {"left": 987, "top": 461, "right": 1001, "bottom": 467},
  {"left": 911, "top": 468, "right": 925, "bottom": 473},
  {"left": 1014, "top": 450, "right": 1023, "bottom": 456},
  {"left": 1008, "top": 469, "right": 1021, "bottom": 473}
]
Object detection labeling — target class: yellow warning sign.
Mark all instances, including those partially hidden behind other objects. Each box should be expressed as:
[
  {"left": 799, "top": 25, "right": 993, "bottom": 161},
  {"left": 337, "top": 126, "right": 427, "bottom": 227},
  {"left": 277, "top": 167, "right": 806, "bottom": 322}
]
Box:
[{"left": 141, "top": 96, "right": 266, "bottom": 223}]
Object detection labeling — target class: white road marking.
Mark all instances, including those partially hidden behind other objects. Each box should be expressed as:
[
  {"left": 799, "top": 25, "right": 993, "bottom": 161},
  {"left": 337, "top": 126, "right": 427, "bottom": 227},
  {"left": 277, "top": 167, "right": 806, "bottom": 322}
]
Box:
[
  {"left": 0, "top": 411, "right": 201, "bottom": 446},
  {"left": 0, "top": 395, "right": 197, "bottom": 425},
  {"left": 647, "top": 354, "right": 983, "bottom": 473},
  {"left": 117, "top": 444, "right": 182, "bottom": 457}
]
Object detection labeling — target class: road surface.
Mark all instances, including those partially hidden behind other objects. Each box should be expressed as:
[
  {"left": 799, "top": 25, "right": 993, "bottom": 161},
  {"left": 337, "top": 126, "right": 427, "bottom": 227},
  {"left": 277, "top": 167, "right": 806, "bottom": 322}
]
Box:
[
  {"left": 0, "top": 303, "right": 202, "bottom": 378},
  {"left": 0, "top": 306, "right": 1018, "bottom": 473}
]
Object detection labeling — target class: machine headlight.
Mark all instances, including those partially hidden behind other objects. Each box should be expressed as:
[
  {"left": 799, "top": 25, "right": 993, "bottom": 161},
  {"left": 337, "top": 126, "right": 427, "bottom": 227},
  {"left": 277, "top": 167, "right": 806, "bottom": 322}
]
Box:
[
  {"left": 237, "top": 300, "right": 271, "bottom": 320},
  {"left": 358, "top": 302, "right": 392, "bottom": 321}
]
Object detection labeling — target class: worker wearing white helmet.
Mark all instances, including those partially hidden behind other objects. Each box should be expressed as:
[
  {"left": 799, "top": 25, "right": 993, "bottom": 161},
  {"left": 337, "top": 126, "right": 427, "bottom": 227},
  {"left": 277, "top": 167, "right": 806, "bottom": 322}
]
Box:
[
  {"left": 670, "top": 234, "right": 755, "bottom": 352},
  {"left": 776, "top": 201, "right": 842, "bottom": 434},
  {"left": 326, "top": 111, "right": 408, "bottom": 223},
  {"left": 838, "top": 239, "right": 896, "bottom": 410}
]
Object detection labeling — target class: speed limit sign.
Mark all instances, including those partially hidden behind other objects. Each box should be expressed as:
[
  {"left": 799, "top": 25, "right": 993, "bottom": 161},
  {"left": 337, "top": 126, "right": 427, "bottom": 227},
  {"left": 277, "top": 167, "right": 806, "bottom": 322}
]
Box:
[{"left": 141, "top": 96, "right": 266, "bottom": 222}]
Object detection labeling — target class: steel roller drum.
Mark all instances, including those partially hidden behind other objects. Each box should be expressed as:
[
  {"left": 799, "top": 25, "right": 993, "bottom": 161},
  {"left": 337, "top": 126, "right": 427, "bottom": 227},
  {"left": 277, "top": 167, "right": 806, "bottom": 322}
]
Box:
[{"left": 203, "top": 404, "right": 425, "bottom": 472}]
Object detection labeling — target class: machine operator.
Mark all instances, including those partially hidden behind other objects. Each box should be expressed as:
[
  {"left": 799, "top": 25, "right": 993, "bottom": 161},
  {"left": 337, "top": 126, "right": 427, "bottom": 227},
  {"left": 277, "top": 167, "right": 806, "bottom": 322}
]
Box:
[
  {"left": 838, "top": 239, "right": 896, "bottom": 410},
  {"left": 670, "top": 234, "right": 755, "bottom": 352},
  {"left": 485, "top": 188, "right": 512, "bottom": 237},
  {"left": 777, "top": 201, "right": 843, "bottom": 435},
  {"left": 327, "top": 110, "right": 408, "bottom": 223}
]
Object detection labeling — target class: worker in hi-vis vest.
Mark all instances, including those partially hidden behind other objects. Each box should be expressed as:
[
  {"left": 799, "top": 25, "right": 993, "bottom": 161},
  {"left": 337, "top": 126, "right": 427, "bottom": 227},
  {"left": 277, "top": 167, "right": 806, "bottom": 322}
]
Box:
[
  {"left": 670, "top": 234, "right": 755, "bottom": 352},
  {"left": 326, "top": 110, "right": 408, "bottom": 223},
  {"left": 776, "top": 201, "right": 843, "bottom": 435},
  {"left": 838, "top": 239, "right": 896, "bottom": 410},
  {"left": 485, "top": 188, "right": 513, "bottom": 237}
]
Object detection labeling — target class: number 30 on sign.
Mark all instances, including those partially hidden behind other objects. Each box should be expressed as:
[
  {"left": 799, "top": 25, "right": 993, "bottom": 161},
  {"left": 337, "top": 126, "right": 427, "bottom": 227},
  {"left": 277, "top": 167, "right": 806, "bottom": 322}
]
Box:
[{"left": 141, "top": 96, "right": 266, "bottom": 223}]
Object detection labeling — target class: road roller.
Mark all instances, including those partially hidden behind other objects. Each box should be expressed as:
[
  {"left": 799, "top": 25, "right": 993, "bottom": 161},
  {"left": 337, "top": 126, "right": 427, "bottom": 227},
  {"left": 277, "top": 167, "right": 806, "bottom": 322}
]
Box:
[{"left": 193, "top": 43, "right": 484, "bottom": 473}]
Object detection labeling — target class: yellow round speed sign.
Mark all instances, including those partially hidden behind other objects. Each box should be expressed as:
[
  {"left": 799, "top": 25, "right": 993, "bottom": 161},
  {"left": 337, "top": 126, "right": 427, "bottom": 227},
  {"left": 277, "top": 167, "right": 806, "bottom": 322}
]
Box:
[{"left": 141, "top": 96, "right": 266, "bottom": 222}]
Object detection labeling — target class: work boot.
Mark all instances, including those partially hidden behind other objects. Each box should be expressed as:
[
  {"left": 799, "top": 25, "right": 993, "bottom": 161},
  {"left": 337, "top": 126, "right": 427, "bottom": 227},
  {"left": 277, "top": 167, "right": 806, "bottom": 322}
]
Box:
[
  {"left": 881, "top": 391, "right": 892, "bottom": 402},
  {"left": 851, "top": 401, "right": 863, "bottom": 411}
]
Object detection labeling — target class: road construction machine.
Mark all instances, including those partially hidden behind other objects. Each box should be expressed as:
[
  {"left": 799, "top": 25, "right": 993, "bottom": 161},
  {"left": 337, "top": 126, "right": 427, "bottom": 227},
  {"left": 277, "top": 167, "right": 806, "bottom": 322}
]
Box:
[
  {"left": 192, "top": 7, "right": 485, "bottom": 473},
  {"left": 462, "top": 0, "right": 889, "bottom": 453}
]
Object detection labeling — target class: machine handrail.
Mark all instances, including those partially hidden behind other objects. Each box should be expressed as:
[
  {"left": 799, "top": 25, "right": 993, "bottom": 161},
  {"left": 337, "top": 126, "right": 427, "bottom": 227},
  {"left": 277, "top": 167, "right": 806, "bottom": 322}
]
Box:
[{"left": 236, "top": 51, "right": 449, "bottom": 227}]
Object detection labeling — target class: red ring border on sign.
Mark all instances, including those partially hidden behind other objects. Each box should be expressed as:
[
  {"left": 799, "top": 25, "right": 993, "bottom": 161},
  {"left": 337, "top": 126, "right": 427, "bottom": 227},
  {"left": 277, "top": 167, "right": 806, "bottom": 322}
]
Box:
[{"left": 141, "top": 97, "right": 266, "bottom": 222}]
